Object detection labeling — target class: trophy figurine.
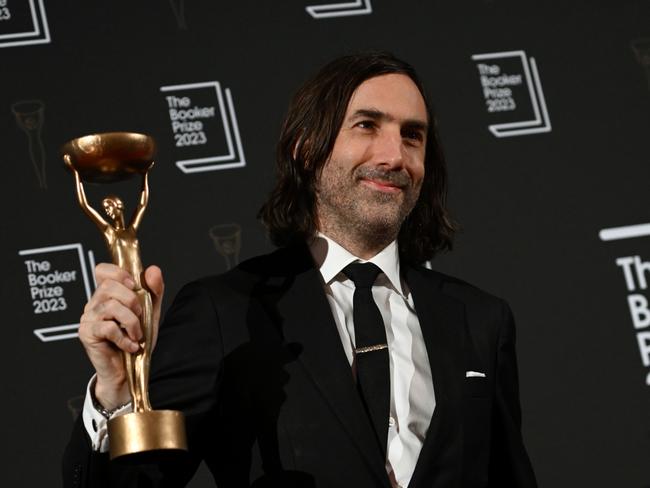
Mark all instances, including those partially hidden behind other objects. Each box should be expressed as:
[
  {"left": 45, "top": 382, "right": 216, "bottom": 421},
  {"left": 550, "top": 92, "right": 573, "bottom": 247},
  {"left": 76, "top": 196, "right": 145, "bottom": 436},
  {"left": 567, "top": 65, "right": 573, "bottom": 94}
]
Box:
[{"left": 61, "top": 132, "right": 187, "bottom": 459}]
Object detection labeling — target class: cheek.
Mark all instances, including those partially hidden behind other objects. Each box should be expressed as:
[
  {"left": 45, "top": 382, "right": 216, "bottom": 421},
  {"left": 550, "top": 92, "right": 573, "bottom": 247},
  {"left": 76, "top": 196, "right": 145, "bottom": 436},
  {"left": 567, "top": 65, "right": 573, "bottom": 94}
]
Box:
[
  {"left": 408, "top": 158, "right": 425, "bottom": 185},
  {"left": 330, "top": 134, "right": 367, "bottom": 167},
  {"left": 322, "top": 155, "right": 352, "bottom": 182}
]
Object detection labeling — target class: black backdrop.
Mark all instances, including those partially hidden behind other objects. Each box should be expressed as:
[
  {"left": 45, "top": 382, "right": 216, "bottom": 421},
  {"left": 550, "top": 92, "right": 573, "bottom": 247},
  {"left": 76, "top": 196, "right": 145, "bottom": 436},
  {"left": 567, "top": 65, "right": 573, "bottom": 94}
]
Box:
[{"left": 1, "top": 1, "right": 649, "bottom": 486}]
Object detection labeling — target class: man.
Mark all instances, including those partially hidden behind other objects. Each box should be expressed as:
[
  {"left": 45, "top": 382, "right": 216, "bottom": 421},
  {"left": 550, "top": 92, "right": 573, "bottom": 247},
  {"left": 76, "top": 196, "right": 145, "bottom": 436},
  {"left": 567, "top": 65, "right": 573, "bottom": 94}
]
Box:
[{"left": 63, "top": 52, "right": 538, "bottom": 487}]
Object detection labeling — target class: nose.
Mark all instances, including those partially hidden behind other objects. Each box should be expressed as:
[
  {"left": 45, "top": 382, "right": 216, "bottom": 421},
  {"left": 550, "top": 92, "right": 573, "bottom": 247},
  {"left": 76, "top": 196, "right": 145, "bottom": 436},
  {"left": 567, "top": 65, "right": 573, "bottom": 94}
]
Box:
[{"left": 373, "top": 128, "right": 404, "bottom": 169}]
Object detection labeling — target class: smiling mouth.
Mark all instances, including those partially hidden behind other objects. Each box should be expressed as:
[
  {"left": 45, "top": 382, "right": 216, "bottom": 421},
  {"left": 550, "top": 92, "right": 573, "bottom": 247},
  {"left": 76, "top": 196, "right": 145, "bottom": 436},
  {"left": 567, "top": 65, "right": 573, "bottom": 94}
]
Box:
[{"left": 359, "top": 178, "right": 404, "bottom": 193}]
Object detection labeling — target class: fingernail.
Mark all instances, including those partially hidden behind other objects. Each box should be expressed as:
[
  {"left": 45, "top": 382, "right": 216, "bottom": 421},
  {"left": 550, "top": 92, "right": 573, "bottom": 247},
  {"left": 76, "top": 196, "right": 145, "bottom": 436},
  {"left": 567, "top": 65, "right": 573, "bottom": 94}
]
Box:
[
  {"left": 124, "top": 278, "right": 136, "bottom": 289},
  {"left": 129, "top": 341, "right": 140, "bottom": 353}
]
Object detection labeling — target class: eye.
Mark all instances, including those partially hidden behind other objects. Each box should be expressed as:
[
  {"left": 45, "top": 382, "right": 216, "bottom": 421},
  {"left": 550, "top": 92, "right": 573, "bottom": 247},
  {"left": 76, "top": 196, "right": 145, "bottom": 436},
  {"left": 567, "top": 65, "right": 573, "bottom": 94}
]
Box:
[
  {"left": 355, "top": 120, "right": 376, "bottom": 130},
  {"left": 402, "top": 128, "right": 424, "bottom": 144}
]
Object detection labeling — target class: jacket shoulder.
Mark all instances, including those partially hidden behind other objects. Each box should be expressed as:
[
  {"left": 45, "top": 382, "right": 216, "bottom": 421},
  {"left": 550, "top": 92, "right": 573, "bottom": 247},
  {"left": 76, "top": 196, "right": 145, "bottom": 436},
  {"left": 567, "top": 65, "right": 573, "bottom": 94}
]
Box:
[
  {"left": 190, "top": 245, "right": 309, "bottom": 296},
  {"left": 414, "top": 265, "right": 509, "bottom": 311}
]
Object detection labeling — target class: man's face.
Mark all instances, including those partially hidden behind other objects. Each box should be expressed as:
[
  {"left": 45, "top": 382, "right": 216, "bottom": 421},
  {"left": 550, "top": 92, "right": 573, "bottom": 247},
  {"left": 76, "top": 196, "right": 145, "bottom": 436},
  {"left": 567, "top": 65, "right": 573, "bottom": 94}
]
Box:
[{"left": 315, "top": 73, "right": 428, "bottom": 241}]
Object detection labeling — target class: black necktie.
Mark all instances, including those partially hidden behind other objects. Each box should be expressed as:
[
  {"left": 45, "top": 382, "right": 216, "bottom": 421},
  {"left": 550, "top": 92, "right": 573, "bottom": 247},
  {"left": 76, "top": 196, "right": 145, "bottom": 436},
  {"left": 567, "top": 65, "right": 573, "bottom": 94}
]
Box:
[{"left": 342, "top": 262, "right": 390, "bottom": 456}]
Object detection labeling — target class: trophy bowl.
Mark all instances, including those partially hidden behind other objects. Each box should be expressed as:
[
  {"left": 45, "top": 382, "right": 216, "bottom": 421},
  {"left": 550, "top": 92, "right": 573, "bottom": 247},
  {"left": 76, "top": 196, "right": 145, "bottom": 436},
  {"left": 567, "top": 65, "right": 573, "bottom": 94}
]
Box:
[{"left": 61, "top": 132, "right": 156, "bottom": 183}]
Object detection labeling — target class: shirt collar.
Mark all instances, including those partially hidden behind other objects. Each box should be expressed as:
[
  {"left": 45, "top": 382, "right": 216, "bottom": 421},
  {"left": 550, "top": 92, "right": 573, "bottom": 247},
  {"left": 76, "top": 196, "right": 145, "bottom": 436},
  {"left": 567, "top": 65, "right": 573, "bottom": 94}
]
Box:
[{"left": 309, "top": 232, "right": 405, "bottom": 297}]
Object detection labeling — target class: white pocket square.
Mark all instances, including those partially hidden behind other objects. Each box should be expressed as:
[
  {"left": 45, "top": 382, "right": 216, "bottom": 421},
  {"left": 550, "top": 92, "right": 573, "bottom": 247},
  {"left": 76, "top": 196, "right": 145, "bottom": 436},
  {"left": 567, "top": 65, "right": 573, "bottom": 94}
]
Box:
[{"left": 465, "top": 371, "right": 486, "bottom": 378}]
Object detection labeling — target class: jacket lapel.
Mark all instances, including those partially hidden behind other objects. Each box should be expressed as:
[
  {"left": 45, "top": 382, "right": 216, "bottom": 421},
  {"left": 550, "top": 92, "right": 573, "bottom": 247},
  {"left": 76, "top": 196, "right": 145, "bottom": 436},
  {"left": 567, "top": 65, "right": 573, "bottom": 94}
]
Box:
[
  {"left": 272, "top": 245, "right": 391, "bottom": 487},
  {"left": 405, "top": 266, "right": 467, "bottom": 488}
]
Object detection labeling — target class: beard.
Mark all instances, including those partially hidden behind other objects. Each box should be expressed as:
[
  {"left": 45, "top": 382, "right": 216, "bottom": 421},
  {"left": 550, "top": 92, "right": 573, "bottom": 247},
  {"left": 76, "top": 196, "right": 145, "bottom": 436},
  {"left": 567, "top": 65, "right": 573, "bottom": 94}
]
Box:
[{"left": 315, "top": 162, "right": 422, "bottom": 249}]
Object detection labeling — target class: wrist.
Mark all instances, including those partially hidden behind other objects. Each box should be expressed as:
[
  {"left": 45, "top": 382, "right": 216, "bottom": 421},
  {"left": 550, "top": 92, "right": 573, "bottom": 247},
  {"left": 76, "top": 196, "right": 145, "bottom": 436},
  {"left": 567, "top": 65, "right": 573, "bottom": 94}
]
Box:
[{"left": 93, "top": 378, "right": 131, "bottom": 412}]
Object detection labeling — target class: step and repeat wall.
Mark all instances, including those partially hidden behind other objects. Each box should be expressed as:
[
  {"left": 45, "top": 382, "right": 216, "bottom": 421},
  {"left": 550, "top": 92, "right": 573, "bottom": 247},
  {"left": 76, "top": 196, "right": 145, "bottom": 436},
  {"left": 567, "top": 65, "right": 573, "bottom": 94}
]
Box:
[{"left": 1, "top": 1, "right": 648, "bottom": 486}]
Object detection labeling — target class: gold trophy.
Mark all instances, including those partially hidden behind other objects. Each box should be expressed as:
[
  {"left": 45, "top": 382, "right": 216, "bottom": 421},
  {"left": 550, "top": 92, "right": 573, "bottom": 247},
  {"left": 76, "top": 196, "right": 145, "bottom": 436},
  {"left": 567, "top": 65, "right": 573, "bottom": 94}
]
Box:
[{"left": 61, "top": 132, "right": 187, "bottom": 459}]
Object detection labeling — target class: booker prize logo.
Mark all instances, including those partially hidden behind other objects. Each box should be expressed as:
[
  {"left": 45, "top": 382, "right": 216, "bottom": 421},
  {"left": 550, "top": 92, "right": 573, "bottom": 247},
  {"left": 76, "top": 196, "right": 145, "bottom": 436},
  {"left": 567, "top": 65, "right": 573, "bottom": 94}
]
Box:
[
  {"left": 18, "top": 243, "right": 96, "bottom": 342},
  {"left": 471, "top": 50, "right": 551, "bottom": 138},
  {"left": 0, "top": 0, "right": 50, "bottom": 48},
  {"left": 599, "top": 223, "right": 650, "bottom": 386},
  {"left": 160, "top": 81, "right": 246, "bottom": 174},
  {"left": 305, "top": 0, "right": 372, "bottom": 19}
]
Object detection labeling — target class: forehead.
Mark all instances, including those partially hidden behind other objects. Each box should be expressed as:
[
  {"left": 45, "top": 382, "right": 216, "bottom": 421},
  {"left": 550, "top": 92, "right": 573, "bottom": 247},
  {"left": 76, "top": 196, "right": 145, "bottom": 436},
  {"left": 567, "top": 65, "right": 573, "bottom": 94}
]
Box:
[{"left": 345, "top": 73, "right": 428, "bottom": 122}]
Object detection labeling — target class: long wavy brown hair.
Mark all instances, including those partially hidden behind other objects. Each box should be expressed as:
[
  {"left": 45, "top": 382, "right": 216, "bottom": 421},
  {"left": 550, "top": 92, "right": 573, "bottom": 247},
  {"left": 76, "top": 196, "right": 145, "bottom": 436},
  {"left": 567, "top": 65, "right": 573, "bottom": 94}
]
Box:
[{"left": 258, "top": 51, "right": 457, "bottom": 264}]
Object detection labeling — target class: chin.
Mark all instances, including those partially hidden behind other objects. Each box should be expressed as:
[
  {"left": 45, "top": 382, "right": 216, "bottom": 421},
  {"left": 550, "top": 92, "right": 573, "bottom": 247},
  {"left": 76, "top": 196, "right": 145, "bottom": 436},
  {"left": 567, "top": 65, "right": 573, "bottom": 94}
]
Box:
[{"left": 360, "top": 213, "right": 402, "bottom": 235}]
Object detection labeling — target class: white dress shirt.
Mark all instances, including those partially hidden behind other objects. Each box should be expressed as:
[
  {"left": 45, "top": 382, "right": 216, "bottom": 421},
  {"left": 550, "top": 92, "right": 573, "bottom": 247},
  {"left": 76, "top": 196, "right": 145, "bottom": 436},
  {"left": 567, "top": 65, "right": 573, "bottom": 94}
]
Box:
[
  {"left": 83, "top": 235, "right": 435, "bottom": 487},
  {"left": 82, "top": 375, "right": 131, "bottom": 452},
  {"left": 310, "top": 234, "right": 435, "bottom": 488}
]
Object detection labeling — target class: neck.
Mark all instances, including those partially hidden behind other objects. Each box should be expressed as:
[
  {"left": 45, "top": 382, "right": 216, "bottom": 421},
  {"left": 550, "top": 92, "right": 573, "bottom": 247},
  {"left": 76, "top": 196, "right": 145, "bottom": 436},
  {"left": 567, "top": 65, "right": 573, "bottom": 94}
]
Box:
[
  {"left": 112, "top": 216, "right": 126, "bottom": 230},
  {"left": 318, "top": 219, "right": 397, "bottom": 260}
]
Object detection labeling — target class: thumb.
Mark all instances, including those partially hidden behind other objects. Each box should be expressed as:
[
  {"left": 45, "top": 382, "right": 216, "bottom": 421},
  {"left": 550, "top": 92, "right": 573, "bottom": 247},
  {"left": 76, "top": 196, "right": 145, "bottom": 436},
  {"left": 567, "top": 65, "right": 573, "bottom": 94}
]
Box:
[
  {"left": 144, "top": 265, "right": 164, "bottom": 350},
  {"left": 144, "top": 266, "right": 165, "bottom": 323},
  {"left": 144, "top": 265, "right": 165, "bottom": 306}
]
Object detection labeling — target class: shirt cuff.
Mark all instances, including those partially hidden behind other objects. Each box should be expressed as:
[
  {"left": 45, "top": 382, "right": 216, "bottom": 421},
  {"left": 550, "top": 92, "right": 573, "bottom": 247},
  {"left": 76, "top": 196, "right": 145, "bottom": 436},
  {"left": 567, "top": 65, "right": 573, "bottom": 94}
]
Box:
[{"left": 81, "top": 375, "right": 133, "bottom": 452}]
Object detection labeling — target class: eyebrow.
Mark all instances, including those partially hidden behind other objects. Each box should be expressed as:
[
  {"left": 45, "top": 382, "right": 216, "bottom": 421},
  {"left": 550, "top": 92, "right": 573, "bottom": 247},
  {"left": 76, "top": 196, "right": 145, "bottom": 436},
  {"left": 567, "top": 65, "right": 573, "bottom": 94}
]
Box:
[{"left": 349, "top": 108, "right": 428, "bottom": 132}]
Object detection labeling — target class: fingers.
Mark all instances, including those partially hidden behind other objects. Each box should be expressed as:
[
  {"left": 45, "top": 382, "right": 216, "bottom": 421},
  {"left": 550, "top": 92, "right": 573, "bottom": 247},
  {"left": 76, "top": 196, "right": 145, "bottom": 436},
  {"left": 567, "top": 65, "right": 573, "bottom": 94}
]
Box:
[
  {"left": 83, "top": 297, "right": 142, "bottom": 342},
  {"left": 83, "top": 262, "right": 164, "bottom": 351},
  {"left": 95, "top": 262, "right": 136, "bottom": 289},
  {"left": 85, "top": 265, "right": 144, "bottom": 344},
  {"left": 87, "top": 278, "right": 141, "bottom": 314},
  {"left": 79, "top": 320, "right": 140, "bottom": 354}
]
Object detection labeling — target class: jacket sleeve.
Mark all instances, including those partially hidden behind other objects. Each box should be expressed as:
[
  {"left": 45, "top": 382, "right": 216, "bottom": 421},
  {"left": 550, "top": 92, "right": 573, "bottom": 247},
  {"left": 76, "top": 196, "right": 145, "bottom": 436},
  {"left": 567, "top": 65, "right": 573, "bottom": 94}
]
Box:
[
  {"left": 61, "top": 280, "right": 225, "bottom": 488},
  {"left": 488, "top": 300, "right": 538, "bottom": 487}
]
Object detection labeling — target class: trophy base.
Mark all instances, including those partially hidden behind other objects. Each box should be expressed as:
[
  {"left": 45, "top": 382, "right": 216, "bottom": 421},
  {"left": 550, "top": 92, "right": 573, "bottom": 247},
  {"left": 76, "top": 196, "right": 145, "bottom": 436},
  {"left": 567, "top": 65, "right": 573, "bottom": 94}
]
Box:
[{"left": 108, "top": 409, "right": 187, "bottom": 460}]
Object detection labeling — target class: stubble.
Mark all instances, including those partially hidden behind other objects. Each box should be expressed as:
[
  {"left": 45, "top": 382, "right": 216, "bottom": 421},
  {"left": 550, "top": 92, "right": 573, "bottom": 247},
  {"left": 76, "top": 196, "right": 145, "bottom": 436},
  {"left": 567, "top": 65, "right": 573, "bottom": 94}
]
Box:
[{"left": 315, "top": 161, "right": 421, "bottom": 255}]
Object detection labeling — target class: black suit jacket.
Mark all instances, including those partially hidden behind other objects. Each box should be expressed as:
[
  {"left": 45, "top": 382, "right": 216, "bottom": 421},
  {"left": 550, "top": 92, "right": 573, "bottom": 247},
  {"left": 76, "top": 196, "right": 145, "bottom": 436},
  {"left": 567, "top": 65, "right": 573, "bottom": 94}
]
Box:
[{"left": 62, "top": 244, "right": 537, "bottom": 487}]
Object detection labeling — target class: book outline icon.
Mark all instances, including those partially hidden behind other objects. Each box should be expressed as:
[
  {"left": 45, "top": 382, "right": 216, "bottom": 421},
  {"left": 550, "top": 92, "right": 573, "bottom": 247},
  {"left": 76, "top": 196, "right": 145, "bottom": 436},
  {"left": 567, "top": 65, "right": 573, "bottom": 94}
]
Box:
[
  {"left": 160, "top": 81, "right": 246, "bottom": 174},
  {"left": 18, "top": 243, "right": 95, "bottom": 343},
  {"left": 306, "top": 0, "right": 372, "bottom": 19},
  {"left": 471, "top": 50, "right": 551, "bottom": 138},
  {"left": 0, "top": 0, "right": 51, "bottom": 48}
]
